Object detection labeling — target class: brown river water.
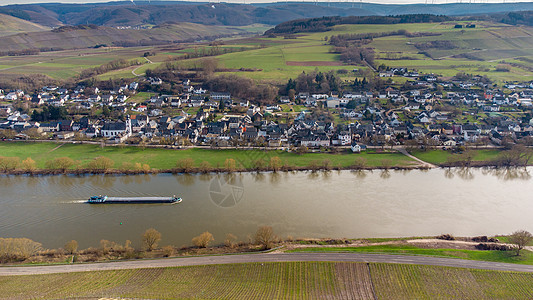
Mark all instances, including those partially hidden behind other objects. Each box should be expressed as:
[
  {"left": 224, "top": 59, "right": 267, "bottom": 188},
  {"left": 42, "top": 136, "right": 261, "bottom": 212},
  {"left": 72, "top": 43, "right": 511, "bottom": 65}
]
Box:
[{"left": 0, "top": 168, "right": 532, "bottom": 249}]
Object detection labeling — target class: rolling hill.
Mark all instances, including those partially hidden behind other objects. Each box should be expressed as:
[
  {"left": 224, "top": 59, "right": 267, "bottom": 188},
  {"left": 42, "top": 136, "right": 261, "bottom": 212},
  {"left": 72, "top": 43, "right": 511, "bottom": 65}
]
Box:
[
  {"left": 0, "top": 23, "right": 254, "bottom": 52},
  {"left": 2, "top": 1, "right": 533, "bottom": 28},
  {"left": 0, "top": 13, "right": 49, "bottom": 37}
]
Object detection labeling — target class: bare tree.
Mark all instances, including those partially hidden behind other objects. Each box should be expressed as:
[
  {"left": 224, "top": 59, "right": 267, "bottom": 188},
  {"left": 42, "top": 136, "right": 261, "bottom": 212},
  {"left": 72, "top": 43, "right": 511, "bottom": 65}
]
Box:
[
  {"left": 192, "top": 231, "right": 214, "bottom": 248},
  {"left": 509, "top": 230, "right": 533, "bottom": 256},
  {"left": 0, "top": 156, "right": 20, "bottom": 172},
  {"left": 21, "top": 157, "right": 37, "bottom": 172},
  {"left": 142, "top": 228, "right": 162, "bottom": 251},
  {"left": 224, "top": 158, "right": 237, "bottom": 172},
  {"left": 177, "top": 158, "right": 195, "bottom": 172},
  {"left": 270, "top": 156, "right": 282, "bottom": 172},
  {"left": 254, "top": 226, "right": 277, "bottom": 250},
  {"left": 45, "top": 157, "right": 75, "bottom": 172},
  {"left": 224, "top": 233, "right": 238, "bottom": 248},
  {"left": 87, "top": 156, "right": 114, "bottom": 171},
  {"left": 64, "top": 240, "right": 78, "bottom": 254}
]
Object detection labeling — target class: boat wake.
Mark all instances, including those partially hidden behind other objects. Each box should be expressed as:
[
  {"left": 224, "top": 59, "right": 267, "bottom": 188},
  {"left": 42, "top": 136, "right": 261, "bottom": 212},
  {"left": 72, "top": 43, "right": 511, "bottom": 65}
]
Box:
[{"left": 63, "top": 200, "right": 88, "bottom": 204}]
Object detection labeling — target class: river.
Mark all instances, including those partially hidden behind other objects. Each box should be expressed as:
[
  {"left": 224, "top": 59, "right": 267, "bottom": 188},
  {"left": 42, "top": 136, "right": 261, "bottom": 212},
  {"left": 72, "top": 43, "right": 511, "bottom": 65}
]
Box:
[{"left": 0, "top": 167, "right": 532, "bottom": 249}]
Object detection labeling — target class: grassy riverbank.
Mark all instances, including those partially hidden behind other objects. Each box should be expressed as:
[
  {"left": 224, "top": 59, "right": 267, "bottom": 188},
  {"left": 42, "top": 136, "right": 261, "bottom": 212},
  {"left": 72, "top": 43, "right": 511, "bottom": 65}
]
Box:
[
  {"left": 410, "top": 149, "right": 501, "bottom": 165},
  {"left": 289, "top": 244, "right": 533, "bottom": 265},
  {"left": 2, "top": 262, "right": 533, "bottom": 299},
  {"left": 0, "top": 141, "right": 418, "bottom": 171}
]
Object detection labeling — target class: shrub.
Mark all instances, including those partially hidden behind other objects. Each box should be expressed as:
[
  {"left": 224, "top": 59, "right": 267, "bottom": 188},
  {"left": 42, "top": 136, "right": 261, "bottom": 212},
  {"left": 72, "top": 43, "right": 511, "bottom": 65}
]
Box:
[
  {"left": 162, "top": 245, "right": 174, "bottom": 257},
  {"left": 436, "top": 234, "right": 455, "bottom": 241},
  {"left": 0, "top": 238, "right": 42, "bottom": 262},
  {"left": 192, "top": 231, "right": 214, "bottom": 248}
]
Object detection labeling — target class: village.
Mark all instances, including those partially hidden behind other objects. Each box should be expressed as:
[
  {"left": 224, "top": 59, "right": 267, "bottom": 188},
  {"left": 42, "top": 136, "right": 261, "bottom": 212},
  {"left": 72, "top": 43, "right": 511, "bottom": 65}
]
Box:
[{"left": 1, "top": 72, "right": 533, "bottom": 153}]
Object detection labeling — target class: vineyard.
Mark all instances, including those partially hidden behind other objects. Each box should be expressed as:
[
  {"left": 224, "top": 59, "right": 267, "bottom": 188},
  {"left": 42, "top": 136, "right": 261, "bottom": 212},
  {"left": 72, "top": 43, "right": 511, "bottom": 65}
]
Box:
[{"left": 1, "top": 262, "right": 533, "bottom": 299}]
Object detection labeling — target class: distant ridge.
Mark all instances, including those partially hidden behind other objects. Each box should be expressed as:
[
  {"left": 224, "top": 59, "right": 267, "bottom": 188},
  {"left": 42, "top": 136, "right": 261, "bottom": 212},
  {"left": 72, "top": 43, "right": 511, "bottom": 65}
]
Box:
[
  {"left": 0, "top": 22, "right": 250, "bottom": 52},
  {"left": 0, "top": 13, "right": 49, "bottom": 37},
  {"left": 2, "top": 2, "right": 533, "bottom": 27}
]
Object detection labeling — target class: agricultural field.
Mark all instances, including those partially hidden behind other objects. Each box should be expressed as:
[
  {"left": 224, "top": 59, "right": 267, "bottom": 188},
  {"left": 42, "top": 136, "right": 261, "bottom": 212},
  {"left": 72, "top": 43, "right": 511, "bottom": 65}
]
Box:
[
  {"left": 0, "top": 142, "right": 418, "bottom": 170},
  {"left": 0, "top": 47, "right": 153, "bottom": 80},
  {"left": 93, "top": 20, "right": 533, "bottom": 85},
  {"left": 1, "top": 262, "right": 533, "bottom": 299},
  {"left": 4, "top": 19, "right": 532, "bottom": 85}
]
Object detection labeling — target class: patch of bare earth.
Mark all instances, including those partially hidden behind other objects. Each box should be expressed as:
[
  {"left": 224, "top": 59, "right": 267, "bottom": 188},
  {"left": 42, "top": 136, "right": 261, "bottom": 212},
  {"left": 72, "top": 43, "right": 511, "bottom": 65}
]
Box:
[{"left": 286, "top": 61, "right": 344, "bottom": 66}]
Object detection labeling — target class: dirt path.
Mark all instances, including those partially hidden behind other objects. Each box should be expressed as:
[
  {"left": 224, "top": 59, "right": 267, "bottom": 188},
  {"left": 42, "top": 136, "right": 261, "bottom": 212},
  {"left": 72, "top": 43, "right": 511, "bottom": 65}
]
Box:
[
  {"left": 48, "top": 143, "right": 64, "bottom": 153},
  {"left": 132, "top": 57, "right": 153, "bottom": 77},
  {"left": 397, "top": 148, "right": 437, "bottom": 168}
]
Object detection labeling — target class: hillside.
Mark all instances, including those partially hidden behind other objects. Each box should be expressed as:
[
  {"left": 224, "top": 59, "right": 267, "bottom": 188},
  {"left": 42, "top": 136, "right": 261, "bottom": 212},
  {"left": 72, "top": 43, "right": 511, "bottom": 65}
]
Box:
[
  {"left": 2, "top": 2, "right": 533, "bottom": 28},
  {"left": 0, "top": 13, "right": 49, "bottom": 37},
  {"left": 0, "top": 23, "right": 254, "bottom": 52}
]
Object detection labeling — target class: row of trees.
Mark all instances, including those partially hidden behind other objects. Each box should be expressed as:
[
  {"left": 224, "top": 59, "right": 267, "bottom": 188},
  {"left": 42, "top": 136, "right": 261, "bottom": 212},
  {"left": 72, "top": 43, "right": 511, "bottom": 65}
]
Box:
[
  {"left": 283, "top": 70, "right": 341, "bottom": 95},
  {"left": 0, "top": 156, "right": 150, "bottom": 173}
]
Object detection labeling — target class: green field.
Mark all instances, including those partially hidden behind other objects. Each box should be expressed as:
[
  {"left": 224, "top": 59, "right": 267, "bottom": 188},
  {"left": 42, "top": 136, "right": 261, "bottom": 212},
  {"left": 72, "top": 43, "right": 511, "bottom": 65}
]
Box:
[
  {"left": 290, "top": 244, "right": 533, "bottom": 265},
  {"left": 4, "top": 20, "right": 533, "bottom": 83},
  {"left": 411, "top": 149, "right": 501, "bottom": 165},
  {"left": 1, "top": 262, "right": 533, "bottom": 299},
  {"left": 0, "top": 142, "right": 417, "bottom": 170},
  {"left": 156, "top": 21, "right": 533, "bottom": 84}
]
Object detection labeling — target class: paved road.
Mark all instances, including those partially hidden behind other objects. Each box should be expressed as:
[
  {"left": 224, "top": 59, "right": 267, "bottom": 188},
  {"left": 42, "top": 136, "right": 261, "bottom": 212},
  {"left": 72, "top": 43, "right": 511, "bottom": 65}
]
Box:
[{"left": 2, "top": 253, "right": 533, "bottom": 276}]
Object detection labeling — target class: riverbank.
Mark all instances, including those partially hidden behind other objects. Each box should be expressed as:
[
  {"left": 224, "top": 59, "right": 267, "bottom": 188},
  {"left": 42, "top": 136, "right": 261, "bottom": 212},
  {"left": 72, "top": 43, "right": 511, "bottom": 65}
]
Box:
[
  {"left": 0, "top": 141, "right": 420, "bottom": 174},
  {"left": 0, "top": 141, "right": 519, "bottom": 175},
  {"left": 2, "top": 234, "right": 531, "bottom": 267}
]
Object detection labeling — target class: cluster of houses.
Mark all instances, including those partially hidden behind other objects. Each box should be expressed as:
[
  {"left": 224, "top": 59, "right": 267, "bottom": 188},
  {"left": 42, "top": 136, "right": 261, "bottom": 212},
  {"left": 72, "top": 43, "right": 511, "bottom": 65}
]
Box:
[{"left": 2, "top": 76, "right": 533, "bottom": 152}]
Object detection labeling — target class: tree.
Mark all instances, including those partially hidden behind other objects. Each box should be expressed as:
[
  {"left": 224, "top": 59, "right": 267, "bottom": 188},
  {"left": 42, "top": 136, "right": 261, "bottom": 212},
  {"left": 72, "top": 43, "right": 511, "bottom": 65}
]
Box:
[
  {"left": 142, "top": 228, "right": 162, "bottom": 251},
  {"left": 21, "top": 157, "right": 37, "bottom": 172},
  {"left": 509, "top": 230, "right": 533, "bottom": 256},
  {"left": 176, "top": 158, "right": 195, "bottom": 172},
  {"left": 269, "top": 156, "right": 282, "bottom": 172},
  {"left": 199, "top": 161, "right": 212, "bottom": 173},
  {"left": 0, "top": 156, "right": 20, "bottom": 172},
  {"left": 87, "top": 156, "right": 114, "bottom": 171},
  {"left": 45, "top": 157, "right": 75, "bottom": 172},
  {"left": 192, "top": 231, "right": 214, "bottom": 248},
  {"left": 64, "top": 240, "right": 78, "bottom": 254},
  {"left": 254, "top": 226, "right": 277, "bottom": 250},
  {"left": 0, "top": 238, "right": 42, "bottom": 263},
  {"left": 224, "top": 233, "right": 237, "bottom": 248},
  {"left": 224, "top": 158, "right": 237, "bottom": 172}
]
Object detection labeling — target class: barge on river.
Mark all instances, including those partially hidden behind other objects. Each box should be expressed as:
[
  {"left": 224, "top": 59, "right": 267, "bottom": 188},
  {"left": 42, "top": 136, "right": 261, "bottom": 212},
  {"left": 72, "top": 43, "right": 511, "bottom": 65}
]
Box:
[{"left": 88, "top": 195, "right": 182, "bottom": 204}]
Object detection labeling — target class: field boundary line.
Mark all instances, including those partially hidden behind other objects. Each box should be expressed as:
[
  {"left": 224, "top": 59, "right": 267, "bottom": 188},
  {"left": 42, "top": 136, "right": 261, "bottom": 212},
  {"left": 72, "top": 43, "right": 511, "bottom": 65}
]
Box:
[{"left": 366, "top": 263, "right": 378, "bottom": 300}]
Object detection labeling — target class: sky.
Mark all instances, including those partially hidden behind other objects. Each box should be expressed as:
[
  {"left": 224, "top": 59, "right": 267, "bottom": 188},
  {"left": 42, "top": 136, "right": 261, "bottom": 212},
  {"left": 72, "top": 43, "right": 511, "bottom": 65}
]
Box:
[{"left": 1, "top": 0, "right": 531, "bottom": 5}]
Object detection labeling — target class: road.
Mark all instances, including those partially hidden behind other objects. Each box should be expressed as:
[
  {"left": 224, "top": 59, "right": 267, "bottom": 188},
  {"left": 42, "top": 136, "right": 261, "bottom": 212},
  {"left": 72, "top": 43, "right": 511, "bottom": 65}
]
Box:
[{"left": 2, "top": 253, "right": 533, "bottom": 276}]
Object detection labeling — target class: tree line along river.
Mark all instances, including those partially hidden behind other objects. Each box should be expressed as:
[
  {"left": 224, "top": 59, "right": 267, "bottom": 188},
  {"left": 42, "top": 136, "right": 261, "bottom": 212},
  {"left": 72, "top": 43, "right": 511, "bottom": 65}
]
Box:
[{"left": 0, "top": 167, "right": 532, "bottom": 249}]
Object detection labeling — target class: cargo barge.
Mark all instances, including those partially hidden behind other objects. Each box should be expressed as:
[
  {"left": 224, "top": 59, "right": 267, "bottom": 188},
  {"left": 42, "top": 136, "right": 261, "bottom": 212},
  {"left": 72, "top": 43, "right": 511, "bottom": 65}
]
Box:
[{"left": 88, "top": 195, "right": 182, "bottom": 204}]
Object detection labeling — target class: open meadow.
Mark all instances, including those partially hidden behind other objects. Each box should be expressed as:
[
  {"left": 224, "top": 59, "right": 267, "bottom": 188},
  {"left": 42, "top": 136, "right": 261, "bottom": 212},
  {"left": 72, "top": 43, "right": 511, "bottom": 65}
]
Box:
[
  {"left": 0, "top": 142, "right": 417, "bottom": 170},
  {"left": 1, "top": 262, "right": 533, "bottom": 299}
]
